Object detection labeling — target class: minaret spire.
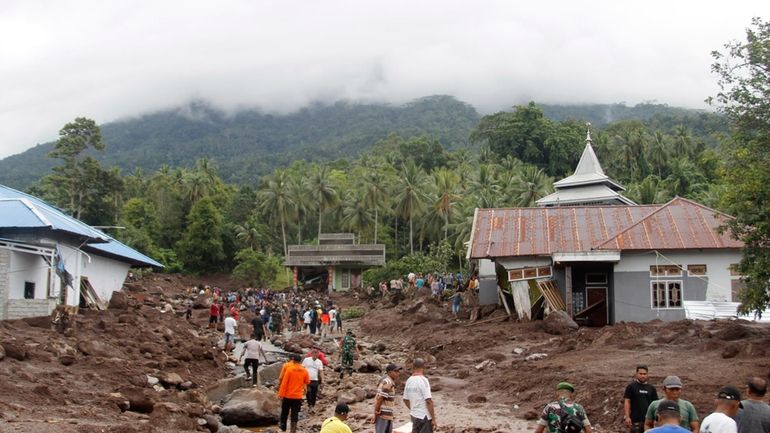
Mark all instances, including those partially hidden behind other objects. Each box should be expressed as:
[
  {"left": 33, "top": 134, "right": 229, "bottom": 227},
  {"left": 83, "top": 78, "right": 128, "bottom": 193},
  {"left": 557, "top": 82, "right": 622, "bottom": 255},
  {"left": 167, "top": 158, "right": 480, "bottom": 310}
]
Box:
[{"left": 585, "top": 122, "right": 593, "bottom": 144}]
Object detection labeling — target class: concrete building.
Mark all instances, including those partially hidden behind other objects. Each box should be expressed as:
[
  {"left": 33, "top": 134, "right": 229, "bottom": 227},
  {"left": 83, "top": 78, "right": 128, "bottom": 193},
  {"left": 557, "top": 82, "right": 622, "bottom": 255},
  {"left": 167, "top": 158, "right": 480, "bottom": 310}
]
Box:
[
  {"left": 0, "top": 185, "right": 162, "bottom": 320},
  {"left": 467, "top": 129, "right": 746, "bottom": 324},
  {"left": 284, "top": 233, "right": 385, "bottom": 292}
]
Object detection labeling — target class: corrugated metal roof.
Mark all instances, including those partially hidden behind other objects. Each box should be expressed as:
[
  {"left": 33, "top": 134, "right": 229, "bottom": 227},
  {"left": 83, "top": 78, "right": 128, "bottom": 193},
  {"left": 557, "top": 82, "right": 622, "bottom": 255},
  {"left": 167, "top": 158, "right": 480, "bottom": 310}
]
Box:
[
  {"left": 537, "top": 184, "right": 636, "bottom": 206},
  {"left": 0, "top": 185, "right": 162, "bottom": 267},
  {"left": 468, "top": 198, "right": 742, "bottom": 259},
  {"left": 594, "top": 197, "right": 742, "bottom": 250}
]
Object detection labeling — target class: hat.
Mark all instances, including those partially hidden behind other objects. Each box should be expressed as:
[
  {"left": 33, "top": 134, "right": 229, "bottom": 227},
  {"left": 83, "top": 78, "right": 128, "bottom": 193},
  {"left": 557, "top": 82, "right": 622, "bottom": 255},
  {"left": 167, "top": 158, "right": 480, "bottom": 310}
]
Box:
[
  {"left": 335, "top": 402, "right": 350, "bottom": 414},
  {"left": 663, "top": 376, "right": 683, "bottom": 388},
  {"left": 717, "top": 386, "right": 743, "bottom": 407},
  {"left": 656, "top": 399, "right": 680, "bottom": 414},
  {"left": 386, "top": 363, "right": 402, "bottom": 372},
  {"left": 556, "top": 382, "right": 575, "bottom": 392}
]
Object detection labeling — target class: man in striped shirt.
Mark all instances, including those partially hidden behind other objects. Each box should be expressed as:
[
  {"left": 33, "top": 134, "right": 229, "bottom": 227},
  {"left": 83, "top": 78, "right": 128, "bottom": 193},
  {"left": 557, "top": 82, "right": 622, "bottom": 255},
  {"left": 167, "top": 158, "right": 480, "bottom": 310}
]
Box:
[{"left": 374, "top": 363, "right": 402, "bottom": 433}]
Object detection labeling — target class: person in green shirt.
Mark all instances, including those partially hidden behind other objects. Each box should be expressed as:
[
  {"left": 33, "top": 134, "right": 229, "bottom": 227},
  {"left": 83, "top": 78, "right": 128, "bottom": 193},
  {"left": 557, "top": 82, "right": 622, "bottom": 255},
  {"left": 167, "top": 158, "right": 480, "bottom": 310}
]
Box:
[
  {"left": 645, "top": 376, "right": 699, "bottom": 433},
  {"left": 320, "top": 403, "right": 353, "bottom": 433}
]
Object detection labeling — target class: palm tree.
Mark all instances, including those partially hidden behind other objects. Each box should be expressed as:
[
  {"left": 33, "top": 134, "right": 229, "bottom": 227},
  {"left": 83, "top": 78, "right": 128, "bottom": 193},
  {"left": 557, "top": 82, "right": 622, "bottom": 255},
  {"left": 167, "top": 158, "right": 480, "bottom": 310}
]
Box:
[
  {"left": 627, "top": 175, "right": 667, "bottom": 204},
  {"left": 513, "top": 165, "right": 553, "bottom": 207},
  {"left": 394, "top": 160, "right": 426, "bottom": 255},
  {"left": 647, "top": 131, "right": 669, "bottom": 178},
  {"left": 341, "top": 191, "right": 374, "bottom": 241},
  {"left": 431, "top": 168, "right": 460, "bottom": 241},
  {"left": 672, "top": 124, "right": 693, "bottom": 158},
  {"left": 258, "top": 170, "right": 294, "bottom": 256},
  {"left": 308, "top": 165, "right": 338, "bottom": 241},
  {"left": 361, "top": 170, "right": 387, "bottom": 243},
  {"left": 288, "top": 173, "right": 309, "bottom": 244},
  {"left": 234, "top": 217, "right": 266, "bottom": 250}
]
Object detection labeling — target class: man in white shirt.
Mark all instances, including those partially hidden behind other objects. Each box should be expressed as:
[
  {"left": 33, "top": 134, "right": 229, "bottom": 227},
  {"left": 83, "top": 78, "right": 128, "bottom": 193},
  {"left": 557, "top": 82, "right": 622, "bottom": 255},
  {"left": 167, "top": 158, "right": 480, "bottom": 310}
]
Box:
[
  {"left": 303, "top": 309, "right": 313, "bottom": 333},
  {"left": 223, "top": 313, "right": 237, "bottom": 353},
  {"left": 403, "top": 358, "right": 436, "bottom": 433},
  {"left": 238, "top": 337, "right": 266, "bottom": 386},
  {"left": 701, "top": 387, "right": 742, "bottom": 433},
  {"left": 328, "top": 308, "right": 337, "bottom": 335},
  {"left": 302, "top": 349, "right": 324, "bottom": 412}
]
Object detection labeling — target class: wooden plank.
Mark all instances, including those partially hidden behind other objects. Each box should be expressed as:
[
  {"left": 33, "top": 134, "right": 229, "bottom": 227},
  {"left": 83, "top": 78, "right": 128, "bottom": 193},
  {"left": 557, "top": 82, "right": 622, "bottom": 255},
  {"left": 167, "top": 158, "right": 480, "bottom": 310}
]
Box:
[
  {"left": 574, "top": 299, "right": 605, "bottom": 319},
  {"left": 537, "top": 280, "right": 566, "bottom": 311}
]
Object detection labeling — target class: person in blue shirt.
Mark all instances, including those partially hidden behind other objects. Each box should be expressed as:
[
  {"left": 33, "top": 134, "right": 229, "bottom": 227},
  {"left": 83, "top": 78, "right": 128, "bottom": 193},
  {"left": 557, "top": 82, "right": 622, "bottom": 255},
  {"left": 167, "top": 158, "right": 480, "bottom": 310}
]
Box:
[{"left": 649, "top": 400, "right": 691, "bottom": 433}]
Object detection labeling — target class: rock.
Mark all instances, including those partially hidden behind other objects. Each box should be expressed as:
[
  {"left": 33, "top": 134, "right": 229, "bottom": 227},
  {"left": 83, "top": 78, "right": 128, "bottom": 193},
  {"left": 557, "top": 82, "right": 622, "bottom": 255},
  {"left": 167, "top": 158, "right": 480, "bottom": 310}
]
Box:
[
  {"left": 203, "top": 414, "right": 221, "bottom": 433},
  {"left": 0, "top": 344, "right": 5, "bottom": 361},
  {"left": 468, "top": 393, "right": 487, "bottom": 403},
  {"left": 525, "top": 353, "right": 548, "bottom": 361},
  {"left": 523, "top": 410, "right": 539, "bottom": 420},
  {"left": 220, "top": 387, "right": 280, "bottom": 426},
  {"left": 150, "top": 402, "right": 198, "bottom": 431},
  {"left": 283, "top": 343, "right": 302, "bottom": 354},
  {"left": 59, "top": 354, "right": 76, "bottom": 366},
  {"left": 160, "top": 372, "right": 184, "bottom": 387},
  {"left": 487, "top": 353, "right": 506, "bottom": 362},
  {"left": 716, "top": 323, "right": 751, "bottom": 341},
  {"left": 1, "top": 342, "right": 28, "bottom": 361},
  {"left": 108, "top": 392, "right": 131, "bottom": 412},
  {"left": 350, "top": 387, "right": 366, "bottom": 402},
  {"left": 721, "top": 344, "right": 741, "bottom": 359},
  {"left": 147, "top": 376, "right": 160, "bottom": 386},
  {"left": 22, "top": 316, "right": 52, "bottom": 329},
  {"left": 117, "top": 386, "right": 156, "bottom": 413},
  {"left": 193, "top": 294, "right": 211, "bottom": 309},
  {"left": 76, "top": 340, "right": 111, "bottom": 357},
  {"left": 374, "top": 341, "right": 386, "bottom": 353},
  {"left": 364, "top": 387, "right": 377, "bottom": 399},
  {"left": 512, "top": 347, "right": 525, "bottom": 355},
  {"left": 542, "top": 311, "right": 579, "bottom": 335},
  {"left": 364, "top": 358, "right": 382, "bottom": 372},
  {"left": 108, "top": 291, "right": 129, "bottom": 309},
  {"left": 337, "top": 392, "right": 358, "bottom": 405},
  {"left": 179, "top": 381, "right": 194, "bottom": 390},
  {"left": 474, "top": 360, "right": 495, "bottom": 371},
  {"left": 258, "top": 362, "right": 284, "bottom": 386},
  {"left": 456, "top": 369, "right": 470, "bottom": 379}
]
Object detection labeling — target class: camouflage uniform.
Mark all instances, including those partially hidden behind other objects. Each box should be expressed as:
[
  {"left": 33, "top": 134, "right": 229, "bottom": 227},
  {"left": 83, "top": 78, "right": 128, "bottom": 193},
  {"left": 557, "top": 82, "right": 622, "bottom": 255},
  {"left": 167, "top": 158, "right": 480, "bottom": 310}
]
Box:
[{"left": 340, "top": 334, "right": 356, "bottom": 377}]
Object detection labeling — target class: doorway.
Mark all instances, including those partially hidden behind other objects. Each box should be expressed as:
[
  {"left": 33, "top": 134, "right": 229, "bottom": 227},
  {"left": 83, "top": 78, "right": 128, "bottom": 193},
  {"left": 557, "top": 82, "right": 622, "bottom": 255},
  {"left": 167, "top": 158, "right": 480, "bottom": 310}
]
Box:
[{"left": 585, "top": 287, "right": 608, "bottom": 326}]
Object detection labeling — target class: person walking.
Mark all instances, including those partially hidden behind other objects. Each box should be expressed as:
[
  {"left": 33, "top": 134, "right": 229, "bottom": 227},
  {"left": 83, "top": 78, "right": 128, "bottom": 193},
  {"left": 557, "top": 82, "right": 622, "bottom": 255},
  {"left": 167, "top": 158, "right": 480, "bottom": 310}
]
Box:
[
  {"left": 339, "top": 330, "right": 359, "bottom": 379},
  {"left": 209, "top": 302, "right": 219, "bottom": 329},
  {"left": 403, "top": 358, "right": 436, "bottom": 433},
  {"left": 223, "top": 312, "right": 237, "bottom": 353},
  {"left": 335, "top": 307, "right": 343, "bottom": 333},
  {"left": 645, "top": 376, "right": 699, "bottom": 433},
  {"left": 238, "top": 335, "right": 267, "bottom": 386},
  {"left": 277, "top": 354, "right": 310, "bottom": 433},
  {"left": 534, "top": 382, "right": 593, "bottom": 433},
  {"left": 301, "top": 349, "right": 324, "bottom": 413},
  {"left": 374, "top": 363, "right": 402, "bottom": 433},
  {"left": 624, "top": 365, "right": 659, "bottom": 433},
  {"left": 737, "top": 377, "right": 770, "bottom": 433},
  {"left": 648, "top": 400, "right": 691, "bottom": 433},
  {"left": 320, "top": 403, "right": 353, "bottom": 433},
  {"left": 451, "top": 289, "right": 462, "bottom": 317},
  {"left": 700, "top": 387, "right": 742, "bottom": 433}
]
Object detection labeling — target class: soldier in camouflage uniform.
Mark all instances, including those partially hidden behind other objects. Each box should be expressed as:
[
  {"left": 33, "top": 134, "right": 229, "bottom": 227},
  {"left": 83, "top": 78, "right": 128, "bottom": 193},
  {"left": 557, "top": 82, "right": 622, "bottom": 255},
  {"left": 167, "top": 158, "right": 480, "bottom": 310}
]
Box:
[{"left": 339, "top": 330, "right": 359, "bottom": 378}]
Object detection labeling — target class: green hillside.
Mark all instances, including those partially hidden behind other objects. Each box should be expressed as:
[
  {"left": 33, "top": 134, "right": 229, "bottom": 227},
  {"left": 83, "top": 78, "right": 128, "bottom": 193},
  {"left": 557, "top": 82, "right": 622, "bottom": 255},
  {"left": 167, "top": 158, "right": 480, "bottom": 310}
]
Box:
[{"left": 0, "top": 96, "right": 726, "bottom": 189}]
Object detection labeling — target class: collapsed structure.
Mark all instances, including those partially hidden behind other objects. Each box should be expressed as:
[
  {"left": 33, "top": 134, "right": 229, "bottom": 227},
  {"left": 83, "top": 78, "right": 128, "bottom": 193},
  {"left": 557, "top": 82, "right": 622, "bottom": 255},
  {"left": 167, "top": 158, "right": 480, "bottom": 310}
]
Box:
[
  {"left": 0, "top": 185, "right": 162, "bottom": 320},
  {"left": 467, "top": 129, "right": 747, "bottom": 324}
]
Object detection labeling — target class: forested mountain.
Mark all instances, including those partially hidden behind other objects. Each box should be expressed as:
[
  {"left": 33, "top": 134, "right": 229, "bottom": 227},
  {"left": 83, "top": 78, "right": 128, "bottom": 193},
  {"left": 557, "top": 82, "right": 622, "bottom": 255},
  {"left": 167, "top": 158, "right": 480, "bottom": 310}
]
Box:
[
  {"left": 0, "top": 95, "right": 480, "bottom": 188},
  {"left": 0, "top": 96, "right": 725, "bottom": 189}
]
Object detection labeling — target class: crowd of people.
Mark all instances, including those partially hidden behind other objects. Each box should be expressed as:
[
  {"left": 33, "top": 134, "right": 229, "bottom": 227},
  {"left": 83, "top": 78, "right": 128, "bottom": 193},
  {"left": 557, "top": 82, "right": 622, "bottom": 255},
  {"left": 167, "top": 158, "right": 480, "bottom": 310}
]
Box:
[{"left": 533, "top": 365, "right": 770, "bottom": 433}]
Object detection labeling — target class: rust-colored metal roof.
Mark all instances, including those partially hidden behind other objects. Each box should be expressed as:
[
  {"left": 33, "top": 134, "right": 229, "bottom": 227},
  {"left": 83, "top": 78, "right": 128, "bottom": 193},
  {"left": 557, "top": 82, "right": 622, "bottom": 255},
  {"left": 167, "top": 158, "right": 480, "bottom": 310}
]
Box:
[
  {"left": 594, "top": 197, "right": 743, "bottom": 251},
  {"left": 468, "top": 198, "right": 742, "bottom": 259}
]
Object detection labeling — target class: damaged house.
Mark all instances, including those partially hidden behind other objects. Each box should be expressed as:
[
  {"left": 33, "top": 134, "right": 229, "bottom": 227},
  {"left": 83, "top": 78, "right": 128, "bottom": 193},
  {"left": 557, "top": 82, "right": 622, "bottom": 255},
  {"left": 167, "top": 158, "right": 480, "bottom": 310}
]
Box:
[{"left": 0, "top": 185, "right": 162, "bottom": 320}]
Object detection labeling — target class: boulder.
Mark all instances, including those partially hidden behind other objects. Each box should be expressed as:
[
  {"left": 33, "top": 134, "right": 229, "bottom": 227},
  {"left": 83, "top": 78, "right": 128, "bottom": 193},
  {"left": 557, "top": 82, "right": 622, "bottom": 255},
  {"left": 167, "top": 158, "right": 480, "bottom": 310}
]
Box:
[
  {"left": 159, "top": 372, "right": 184, "bottom": 387},
  {"left": 350, "top": 387, "right": 366, "bottom": 402},
  {"left": 22, "top": 316, "right": 52, "bottom": 329},
  {"left": 220, "top": 387, "right": 280, "bottom": 426},
  {"left": 0, "top": 344, "right": 5, "bottom": 361},
  {"left": 258, "top": 362, "right": 284, "bottom": 386},
  {"left": 721, "top": 344, "right": 741, "bottom": 359},
  {"left": 117, "top": 386, "right": 156, "bottom": 413},
  {"left": 193, "top": 294, "right": 211, "bottom": 309},
  {"left": 59, "top": 354, "right": 76, "bottom": 366},
  {"left": 76, "top": 340, "right": 111, "bottom": 357},
  {"left": 1, "top": 341, "right": 28, "bottom": 361},
  {"left": 150, "top": 402, "right": 198, "bottom": 430},
  {"left": 108, "top": 291, "right": 129, "bottom": 309},
  {"left": 542, "top": 311, "right": 579, "bottom": 335},
  {"left": 468, "top": 393, "right": 487, "bottom": 403},
  {"left": 203, "top": 414, "right": 222, "bottom": 433}
]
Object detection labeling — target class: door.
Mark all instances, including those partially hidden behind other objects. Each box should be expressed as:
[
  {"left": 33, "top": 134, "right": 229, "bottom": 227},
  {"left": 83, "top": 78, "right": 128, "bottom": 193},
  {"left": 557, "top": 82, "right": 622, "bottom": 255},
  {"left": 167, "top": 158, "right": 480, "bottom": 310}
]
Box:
[{"left": 586, "top": 287, "right": 608, "bottom": 327}]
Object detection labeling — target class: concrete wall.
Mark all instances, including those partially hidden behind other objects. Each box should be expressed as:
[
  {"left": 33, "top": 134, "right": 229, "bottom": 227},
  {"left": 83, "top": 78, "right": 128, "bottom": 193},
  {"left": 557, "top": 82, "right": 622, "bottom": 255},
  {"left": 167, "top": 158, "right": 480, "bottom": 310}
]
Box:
[
  {"left": 0, "top": 249, "right": 9, "bottom": 320},
  {"left": 8, "top": 251, "right": 49, "bottom": 300},
  {"left": 81, "top": 253, "right": 130, "bottom": 302},
  {"left": 6, "top": 299, "right": 57, "bottom": 319},
  {"left": 613, "top": 250, "right": 739, "bottom": 323}
]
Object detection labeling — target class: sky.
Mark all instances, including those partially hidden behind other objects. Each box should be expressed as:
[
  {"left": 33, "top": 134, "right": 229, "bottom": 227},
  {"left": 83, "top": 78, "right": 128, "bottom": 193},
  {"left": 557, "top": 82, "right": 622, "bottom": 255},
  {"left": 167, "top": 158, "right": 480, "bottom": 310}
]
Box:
[{"left": 0, "top": 1, "right": 765, "bottom": 158}]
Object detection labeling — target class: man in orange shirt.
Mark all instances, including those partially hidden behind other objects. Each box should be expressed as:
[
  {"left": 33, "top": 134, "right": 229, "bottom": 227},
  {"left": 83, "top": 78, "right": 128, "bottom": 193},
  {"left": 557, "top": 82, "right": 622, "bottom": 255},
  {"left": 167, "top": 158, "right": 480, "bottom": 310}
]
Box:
[{"left": 277, "top": 354, "right": 310, "bottom": 433}]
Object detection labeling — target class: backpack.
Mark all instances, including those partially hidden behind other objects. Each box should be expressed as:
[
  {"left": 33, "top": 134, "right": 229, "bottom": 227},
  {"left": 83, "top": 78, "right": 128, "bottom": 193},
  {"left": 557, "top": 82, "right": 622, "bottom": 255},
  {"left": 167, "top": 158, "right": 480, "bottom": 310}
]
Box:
[{"left": 557, "top": 401, "right": 584, "bottom": 433}]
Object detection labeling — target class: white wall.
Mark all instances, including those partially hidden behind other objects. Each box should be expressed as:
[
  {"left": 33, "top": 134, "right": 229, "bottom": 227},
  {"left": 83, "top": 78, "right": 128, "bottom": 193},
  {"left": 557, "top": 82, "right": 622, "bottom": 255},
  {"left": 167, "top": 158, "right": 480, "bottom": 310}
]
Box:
[
  {"left": 8, "top": 251, "right": 49, "bottom": 300},
  {"left": 495, "top": 257, "right": 553, "bottom": 270},
  {"left": 81, "top": 253, "right": 130, "bottom": 302},
  {"left": 614, "top": 249, "right": 742, "bottom": 302}
]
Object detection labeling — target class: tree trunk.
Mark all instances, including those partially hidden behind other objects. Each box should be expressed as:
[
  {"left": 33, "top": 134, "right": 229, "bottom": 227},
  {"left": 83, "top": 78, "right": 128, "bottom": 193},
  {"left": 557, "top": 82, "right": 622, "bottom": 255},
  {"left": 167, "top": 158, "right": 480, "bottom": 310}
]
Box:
[
  {"left": 374, "top": 208, "right": 378, "bottom": 244},
  {"left": 281, "top": 220, "right": 287, "bottom": 257},
  {"left": 317, "top": 209, "right": 323, "bottom": 243},
  {"left": 444, "top": 213, "right": 448, "bottom": 241},
  {"left": 409, "top": 217, "right": 414, "bottom": 255}
]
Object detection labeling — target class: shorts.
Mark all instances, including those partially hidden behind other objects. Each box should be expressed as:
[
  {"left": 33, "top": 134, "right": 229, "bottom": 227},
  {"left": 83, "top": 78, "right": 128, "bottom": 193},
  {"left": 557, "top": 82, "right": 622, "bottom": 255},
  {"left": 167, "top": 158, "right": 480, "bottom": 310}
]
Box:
[
  {"left": 224, "top": 333, "right": 235, "bottom": 344},
  {"left": 209, "top": 315, "right": 218, "bottom": 324},
  {"left": 375, "top": 418, "right": 393, "bottom": 433},
  {"left": 411, "top": 416, "right": 433, "bottom": 433}
]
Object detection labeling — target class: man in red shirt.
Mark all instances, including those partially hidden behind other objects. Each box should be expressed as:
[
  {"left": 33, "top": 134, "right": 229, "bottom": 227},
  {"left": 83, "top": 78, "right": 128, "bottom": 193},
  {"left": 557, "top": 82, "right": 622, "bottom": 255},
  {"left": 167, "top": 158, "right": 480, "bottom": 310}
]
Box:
[
  {"left": 209, "top": 303, "right": 219, "bottom": 329},
  {"left": 278, "top": 354, "right": 310, "bottom": 433}
]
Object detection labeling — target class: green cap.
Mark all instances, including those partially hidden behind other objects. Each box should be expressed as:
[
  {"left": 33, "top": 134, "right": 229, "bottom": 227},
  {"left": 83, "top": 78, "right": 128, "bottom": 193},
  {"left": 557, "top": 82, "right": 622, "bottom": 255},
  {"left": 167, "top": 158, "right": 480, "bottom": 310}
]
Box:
[{"left": 556, "top": 382, "right": 575, "bottom": 392}]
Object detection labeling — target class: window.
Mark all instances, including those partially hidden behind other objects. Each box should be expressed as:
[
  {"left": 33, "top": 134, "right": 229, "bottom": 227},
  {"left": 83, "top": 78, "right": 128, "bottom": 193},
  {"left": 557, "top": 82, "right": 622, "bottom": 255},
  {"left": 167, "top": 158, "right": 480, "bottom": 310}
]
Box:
[
  {"left": 651, "top": 281, "right": 683, "bottom": 309},
  {"left": 341, "top": 269, "right": 350, "bottom": 289},
  {"left": 508, "top": 266, "right": 553, "bottom": 282},
  {"left": 24, "top": 282, "right": 35, "bottom": 299},
  {"left": 572, "top": 292, "right": 585, "bottom": 315},
  {"left": 687, "top": 265, "right": 707, "bottom": 276},
  {"left": 650, "top": 265, "right": 682, "bottom": 277},
  {"left": 586, "top": 273, "right": 607, "bottom": 285},
  {"left": 731, "top": 279, "right": 745, "bottom": 302}
]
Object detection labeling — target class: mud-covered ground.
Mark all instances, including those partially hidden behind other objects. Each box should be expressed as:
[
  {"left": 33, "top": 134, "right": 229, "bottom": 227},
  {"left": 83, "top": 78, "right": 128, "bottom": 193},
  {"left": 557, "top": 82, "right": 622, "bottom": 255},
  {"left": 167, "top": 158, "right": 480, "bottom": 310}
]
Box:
[{"left": 0, "top": 274, "right": 769, "bottom": 433}]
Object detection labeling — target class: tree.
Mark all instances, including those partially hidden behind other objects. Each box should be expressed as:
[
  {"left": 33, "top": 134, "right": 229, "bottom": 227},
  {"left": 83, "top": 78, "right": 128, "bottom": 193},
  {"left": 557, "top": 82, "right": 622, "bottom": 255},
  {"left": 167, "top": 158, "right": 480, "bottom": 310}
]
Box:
[
  {"left": 394, "top": 160, "right": 426, "bottom": 255},
  {"left": 176, "top": 197, "right": 226, "bottom": 273},
  {"left": 47, "top": 117, "right": 107, "bottom": 219},
  {"left": 308, "top": 165, "right": 339, "bottom": 241},
  {"left": 512, "top": 165, "right": 553, "bottom": 207},
  {"left": 258, "top": 170, "right": 294, "bottom": 256},
  {"left": 232, "top": 248, "right": 282, "bottom": 287},
  {"left": 341, "top": 190, "right": 374, "bottom": 241},
  {"left": 431, "top": 168, "right": 460, "bottom": 240},
  {"left": 361, "top": 170, "right": 388, "bottom": 244},
  {"left": 711, "top": 17, "right": 770, "bottom": 313}
]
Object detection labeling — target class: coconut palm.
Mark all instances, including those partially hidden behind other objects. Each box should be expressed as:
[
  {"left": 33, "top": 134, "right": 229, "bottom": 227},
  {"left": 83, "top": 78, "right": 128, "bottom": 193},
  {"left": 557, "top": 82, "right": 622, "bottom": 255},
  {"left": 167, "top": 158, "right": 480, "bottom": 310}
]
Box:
[
  {"left": 341, "top": 191, "right": 375, "bottom": 241},
  {"left": 513, "top": 165, "right": 553, "bottom": 207},
  {"left": 288, "top": 173, "right": 309, "bottom": 244},
  {"left": 307, "top": 165, "right": 339, "bottom": 241},
  {"left": 258, "top": 170, "right": 294, "bottom": 256},
  {"left": 647, "top": 131, "right": 669, "bottom": 178},
  {"left": 394, "top": 160, "right": 426, "bottom": 255},
  {"left": 361, "top": 170, "right": 387, "bottom": 244},
  {"left": 431, "top": 168, "right": 460, "bottom": 241}
]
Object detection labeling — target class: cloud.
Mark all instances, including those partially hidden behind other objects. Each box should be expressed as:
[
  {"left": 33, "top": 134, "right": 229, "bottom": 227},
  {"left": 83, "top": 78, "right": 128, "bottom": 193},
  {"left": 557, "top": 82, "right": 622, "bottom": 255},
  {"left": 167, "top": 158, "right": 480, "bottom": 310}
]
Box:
[{"left": 0, "top": 0, "right": 760, "bottom": 158}]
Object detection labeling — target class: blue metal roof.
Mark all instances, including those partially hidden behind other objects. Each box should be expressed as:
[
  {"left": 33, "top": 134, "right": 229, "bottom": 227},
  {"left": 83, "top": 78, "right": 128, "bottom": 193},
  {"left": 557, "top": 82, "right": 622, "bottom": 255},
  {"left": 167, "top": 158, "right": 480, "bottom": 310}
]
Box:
[{"left": 0, "top": 185, "right": 162, "bottom": 268}]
